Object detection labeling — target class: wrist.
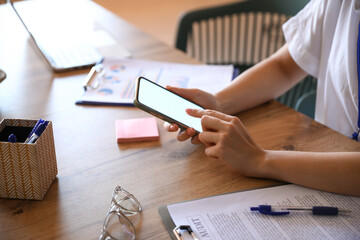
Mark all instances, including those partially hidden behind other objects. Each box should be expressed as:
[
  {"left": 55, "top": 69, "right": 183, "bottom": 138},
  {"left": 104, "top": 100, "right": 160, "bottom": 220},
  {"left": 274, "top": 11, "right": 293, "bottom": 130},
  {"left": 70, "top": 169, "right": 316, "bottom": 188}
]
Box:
[
  {"left": 214, "top": 92, "right": 230, "bottom": 114},
  {"left": 241, "top": 149, "right": 269, "bottom": 178},
  {"left": 255, "top": 150, "right": 277, "bottom": 179},
  {"left": 259, "top": 150, "right": 292, "bottom": 182}
]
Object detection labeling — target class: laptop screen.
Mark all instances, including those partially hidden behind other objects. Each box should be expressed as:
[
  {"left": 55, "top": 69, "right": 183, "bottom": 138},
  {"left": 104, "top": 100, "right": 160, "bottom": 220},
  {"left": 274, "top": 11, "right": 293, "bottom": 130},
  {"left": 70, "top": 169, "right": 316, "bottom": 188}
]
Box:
[{"left": 9, "top": 0, "right": 104, "bottom": 71}]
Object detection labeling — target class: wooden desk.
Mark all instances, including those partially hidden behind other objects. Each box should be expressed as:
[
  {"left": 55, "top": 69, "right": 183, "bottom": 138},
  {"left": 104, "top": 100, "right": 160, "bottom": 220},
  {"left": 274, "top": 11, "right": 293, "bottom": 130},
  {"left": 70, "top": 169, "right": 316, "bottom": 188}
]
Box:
[{"left": 0, "top": 1, "right": 359, "bottom": 239}]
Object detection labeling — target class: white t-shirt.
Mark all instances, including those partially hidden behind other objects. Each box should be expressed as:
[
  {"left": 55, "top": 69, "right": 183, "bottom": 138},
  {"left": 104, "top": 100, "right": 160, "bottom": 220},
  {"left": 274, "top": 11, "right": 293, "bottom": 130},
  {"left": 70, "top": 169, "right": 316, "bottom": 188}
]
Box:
[{"left": 282, "top": 0, "right": 360, "bottom": 138}]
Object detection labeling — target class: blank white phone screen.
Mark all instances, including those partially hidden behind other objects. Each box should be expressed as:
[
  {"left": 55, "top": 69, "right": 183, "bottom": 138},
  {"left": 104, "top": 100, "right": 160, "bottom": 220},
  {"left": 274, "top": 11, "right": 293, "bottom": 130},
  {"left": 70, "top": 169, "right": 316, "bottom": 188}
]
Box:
[{"left": 138, "top": 78, "right": 203, "bottom": 132}]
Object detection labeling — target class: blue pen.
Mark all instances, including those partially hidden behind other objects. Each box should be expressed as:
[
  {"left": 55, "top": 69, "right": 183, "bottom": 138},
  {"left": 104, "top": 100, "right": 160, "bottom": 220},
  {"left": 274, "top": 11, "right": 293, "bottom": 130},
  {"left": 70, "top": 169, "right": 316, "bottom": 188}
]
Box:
[
  {"left": 250, "top": 205, "right": 351, "bottom": 216},
  {"left": 8, "top": 134, "right": 17, "bottom": 143},
  {"left": 25, "top": 119, "right": 44, "bottom": 143},
  {"left": 27, "top": 122, "right": 47, "bottom": 144}
]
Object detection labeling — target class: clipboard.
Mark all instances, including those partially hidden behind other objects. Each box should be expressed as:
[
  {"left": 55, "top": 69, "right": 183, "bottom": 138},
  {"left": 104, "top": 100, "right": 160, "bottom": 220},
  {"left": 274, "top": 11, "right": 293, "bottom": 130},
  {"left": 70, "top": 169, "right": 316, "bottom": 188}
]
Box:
[
  {"left": 75, "top": 63, "right": 134, "bottom": 106},
  {"left": 157, "top": 183, "right": 360, "bottom": 240},
  {"left": 75, "top": 58, "right": 235, "bottom": 107},
  {"left": 158, "top": 183, "right": 360, "bottom": 240},
  {"left": 157, "top": 186, "right": 281, "bottom": 240},
  {"left": 158, "top": 205, "right": 178, "bottom": 240},
  {"left": 158, "top": 205, "right": 199, "bottom": 240}
]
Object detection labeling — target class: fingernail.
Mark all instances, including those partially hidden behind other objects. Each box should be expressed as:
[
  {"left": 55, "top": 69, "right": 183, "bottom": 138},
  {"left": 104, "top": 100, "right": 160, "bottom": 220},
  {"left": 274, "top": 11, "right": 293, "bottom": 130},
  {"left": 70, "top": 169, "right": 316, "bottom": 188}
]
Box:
[{"left": 186, "top": 128, "right": 195, "bottom": 135}]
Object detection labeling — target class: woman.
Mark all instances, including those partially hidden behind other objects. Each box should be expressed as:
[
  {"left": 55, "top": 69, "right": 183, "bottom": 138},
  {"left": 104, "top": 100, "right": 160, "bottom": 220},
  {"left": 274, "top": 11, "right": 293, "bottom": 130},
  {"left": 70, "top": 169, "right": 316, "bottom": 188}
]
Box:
[{"left": 165, "top": 0, "right": 360, "bottom": 196}]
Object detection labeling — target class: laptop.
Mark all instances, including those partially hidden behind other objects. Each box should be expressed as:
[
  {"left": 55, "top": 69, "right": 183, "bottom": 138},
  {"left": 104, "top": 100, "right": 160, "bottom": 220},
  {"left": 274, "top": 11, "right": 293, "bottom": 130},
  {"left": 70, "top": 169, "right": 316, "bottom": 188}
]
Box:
[{"left": 9, "top": 0, "right": 104, "bottom": 72}]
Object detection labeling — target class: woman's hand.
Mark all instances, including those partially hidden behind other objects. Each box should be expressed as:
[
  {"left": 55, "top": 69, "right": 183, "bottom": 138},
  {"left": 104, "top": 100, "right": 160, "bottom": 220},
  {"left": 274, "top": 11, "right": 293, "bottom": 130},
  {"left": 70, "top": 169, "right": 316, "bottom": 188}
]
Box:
[
  {"left": 187, "top": 108, "right": 266, "bottom": 177},
  {"left": 164, "top": 86, "right": 220, "bottom": 143}
]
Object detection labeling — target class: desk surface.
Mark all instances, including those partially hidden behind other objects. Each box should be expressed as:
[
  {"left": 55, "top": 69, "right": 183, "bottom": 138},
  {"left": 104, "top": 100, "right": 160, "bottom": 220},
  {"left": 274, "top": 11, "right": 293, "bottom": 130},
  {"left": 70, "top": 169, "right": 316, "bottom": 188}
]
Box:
[{"left": 1, "top": 1, "right": 360, "bottom": 239}]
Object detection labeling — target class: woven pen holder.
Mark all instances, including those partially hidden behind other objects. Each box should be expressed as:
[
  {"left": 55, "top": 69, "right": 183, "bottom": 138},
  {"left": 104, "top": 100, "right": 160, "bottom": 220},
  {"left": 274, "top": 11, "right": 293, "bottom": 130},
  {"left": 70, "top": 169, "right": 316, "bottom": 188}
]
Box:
[{"left": 0, "top": 119, "right": 58, "bottom": 200}]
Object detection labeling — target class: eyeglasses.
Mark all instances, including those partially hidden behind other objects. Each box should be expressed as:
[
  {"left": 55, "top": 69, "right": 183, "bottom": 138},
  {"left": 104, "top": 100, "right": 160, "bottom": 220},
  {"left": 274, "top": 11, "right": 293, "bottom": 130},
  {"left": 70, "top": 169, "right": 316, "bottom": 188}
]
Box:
[{"left": 99, "top": 186, "right": 142, "bottom": 240}]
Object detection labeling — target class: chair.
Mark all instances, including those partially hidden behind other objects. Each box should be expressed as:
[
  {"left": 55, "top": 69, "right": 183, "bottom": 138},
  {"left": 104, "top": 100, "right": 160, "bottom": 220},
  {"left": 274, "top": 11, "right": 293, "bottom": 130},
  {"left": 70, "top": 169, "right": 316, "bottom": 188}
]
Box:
[
  {"left": 175, "top": 0, "right": 317, "bottom": 117},
  {"left": 294, "top": 89, "right": 316, "bottom": 118}
]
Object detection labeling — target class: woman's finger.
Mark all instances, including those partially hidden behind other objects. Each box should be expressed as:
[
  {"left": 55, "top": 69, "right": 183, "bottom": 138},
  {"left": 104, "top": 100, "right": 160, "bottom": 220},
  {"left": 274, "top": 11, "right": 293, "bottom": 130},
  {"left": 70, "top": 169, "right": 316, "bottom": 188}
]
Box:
[
  {"left": 190, "top": 135, "right": 202, "bottom": 145},
  {"left": 186, "top": 108, "right": 233, "bottom": 122},
  {"left": 164, "top": 122, "right": 179, "bottom": 132},
  {"left": 177, "top": 127, "right": 196, "bottom": 142},
  {"left": 166, "top": 86, "right": 199, "bottom": 102},
  {"left": 198, "top": 131, "right": 218, "bottom": 146},
  {"left": 203, "top": 145, "right": 219, "bottom": 159},
  {"left": 195, "top": 109, "right": 256, "bottom": 145}
]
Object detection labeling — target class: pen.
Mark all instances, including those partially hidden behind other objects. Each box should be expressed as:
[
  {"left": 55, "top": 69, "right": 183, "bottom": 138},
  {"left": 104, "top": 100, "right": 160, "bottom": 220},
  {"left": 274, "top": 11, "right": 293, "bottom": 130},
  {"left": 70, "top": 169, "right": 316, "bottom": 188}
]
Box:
[
  {"left": 27, "top": 122, "right": 47, "bottom": 144},
  {"left": 25, "top": 119, "right": 44, "bottom": 143},
  {"left": 8, "top": 134, "right": 17, "bottom": 143},
  {"left": 250, "top": 205, "right": 351, "bottom": 216}
]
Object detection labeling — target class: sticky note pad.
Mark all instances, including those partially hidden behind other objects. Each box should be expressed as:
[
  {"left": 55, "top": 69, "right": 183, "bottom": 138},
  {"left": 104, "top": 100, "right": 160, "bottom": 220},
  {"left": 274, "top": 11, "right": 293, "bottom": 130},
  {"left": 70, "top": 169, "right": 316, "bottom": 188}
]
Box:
[{"left": 115, "top": 117, "right": 159, "bottom": 143}]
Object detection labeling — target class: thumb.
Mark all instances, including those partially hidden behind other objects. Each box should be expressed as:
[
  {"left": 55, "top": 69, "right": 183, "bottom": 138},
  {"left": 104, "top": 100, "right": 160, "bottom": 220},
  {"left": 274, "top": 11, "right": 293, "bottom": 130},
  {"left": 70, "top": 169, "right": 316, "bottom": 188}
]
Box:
[
  {"left": 186, "top": 108, "right": 205, "bottom": 118},
  {"left": 166, "top": 86, "right": 198, "bottom": 101}
]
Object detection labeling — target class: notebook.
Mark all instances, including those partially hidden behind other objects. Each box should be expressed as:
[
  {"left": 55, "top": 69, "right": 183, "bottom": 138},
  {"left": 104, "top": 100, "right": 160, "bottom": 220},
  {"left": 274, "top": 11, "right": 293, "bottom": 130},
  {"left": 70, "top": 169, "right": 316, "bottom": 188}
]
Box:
[{"left": 9, "top": 0, "right": 104, "bottom": 72}]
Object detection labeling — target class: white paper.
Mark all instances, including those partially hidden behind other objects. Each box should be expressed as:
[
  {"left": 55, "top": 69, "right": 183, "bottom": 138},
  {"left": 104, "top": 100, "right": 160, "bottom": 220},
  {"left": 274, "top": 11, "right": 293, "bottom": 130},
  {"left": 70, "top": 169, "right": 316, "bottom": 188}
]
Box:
[
  {"left": 77, "top": 58, "right": 234, "bottom": 105},
  {"left": 167, "top": 184, "right": 360, "bottom": 240}
]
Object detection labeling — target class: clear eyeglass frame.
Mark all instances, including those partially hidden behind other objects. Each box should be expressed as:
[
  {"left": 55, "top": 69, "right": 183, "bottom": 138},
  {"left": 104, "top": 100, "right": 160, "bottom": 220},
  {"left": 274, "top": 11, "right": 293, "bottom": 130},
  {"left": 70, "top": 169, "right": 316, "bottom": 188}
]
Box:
[{"left": 99, "top": 186, "right": 142, "bottom": 240}]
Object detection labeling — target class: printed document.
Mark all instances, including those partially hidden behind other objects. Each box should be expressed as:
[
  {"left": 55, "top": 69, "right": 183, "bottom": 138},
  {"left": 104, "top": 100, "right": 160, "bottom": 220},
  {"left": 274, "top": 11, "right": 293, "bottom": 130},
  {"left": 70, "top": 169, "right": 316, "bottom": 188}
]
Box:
[
  {"left": 167, "top": 184, "right": 360, "bottom": 240},
  {"left": 77, "top": 58, "right": 234, "bottom": 105}
]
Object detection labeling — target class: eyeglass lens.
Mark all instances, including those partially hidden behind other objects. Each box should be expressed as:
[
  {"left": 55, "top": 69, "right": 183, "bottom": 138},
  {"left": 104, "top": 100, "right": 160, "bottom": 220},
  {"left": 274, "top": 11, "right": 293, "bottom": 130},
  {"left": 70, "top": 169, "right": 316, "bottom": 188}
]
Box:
[
  {"left": 110, "top": 187, "right": 142, "bottom": 216},
  {"left": 100, "top": 211, "right": 135, "bottom": 240}
]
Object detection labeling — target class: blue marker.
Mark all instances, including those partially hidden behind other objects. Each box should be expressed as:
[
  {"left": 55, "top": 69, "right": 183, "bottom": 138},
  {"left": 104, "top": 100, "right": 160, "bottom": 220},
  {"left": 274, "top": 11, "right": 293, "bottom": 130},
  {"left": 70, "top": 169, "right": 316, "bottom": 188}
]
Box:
[
  {"left": 250, "top": 205, "right": 351, "bottom": 216},
  {"left": 27, "top": 122, "right": 47, "bottom": 144},
  {"left": 25, "top": 119, "right": 44, "bottom": 143},
  {"left": 8, "top": 134, "right": 17, "bottom": 143}
]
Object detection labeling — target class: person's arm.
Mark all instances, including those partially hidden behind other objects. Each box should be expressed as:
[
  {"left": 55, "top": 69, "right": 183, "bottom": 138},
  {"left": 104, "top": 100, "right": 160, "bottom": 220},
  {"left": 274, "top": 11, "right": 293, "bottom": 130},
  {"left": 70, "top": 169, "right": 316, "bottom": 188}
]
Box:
[
  {"left": 166, "top": 44, "right": 307, "bottom": 141},
  {"left": 187, "top": 109, "right": 360, "bottom": 196},
  {"left": 216, "top": 44, "right": 307, "bottom": 115},
  {"left": 263, "top": 151, "right": 360, "bottom": 196}
]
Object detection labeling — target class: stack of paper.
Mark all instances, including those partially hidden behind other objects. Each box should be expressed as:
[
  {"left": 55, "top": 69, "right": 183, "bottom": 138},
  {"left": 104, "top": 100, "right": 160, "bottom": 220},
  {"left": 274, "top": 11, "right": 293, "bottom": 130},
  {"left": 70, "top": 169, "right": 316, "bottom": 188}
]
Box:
[{"left": 76, "top": 58, "right": 234, "bottom": 106}]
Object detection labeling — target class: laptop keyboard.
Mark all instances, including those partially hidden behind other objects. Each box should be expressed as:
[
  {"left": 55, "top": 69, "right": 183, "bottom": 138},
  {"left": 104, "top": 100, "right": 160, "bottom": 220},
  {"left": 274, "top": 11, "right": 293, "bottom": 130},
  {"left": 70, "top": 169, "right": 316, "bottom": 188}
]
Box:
[{"left": 45, "top": 40, "right": 103, "bottom": 69}]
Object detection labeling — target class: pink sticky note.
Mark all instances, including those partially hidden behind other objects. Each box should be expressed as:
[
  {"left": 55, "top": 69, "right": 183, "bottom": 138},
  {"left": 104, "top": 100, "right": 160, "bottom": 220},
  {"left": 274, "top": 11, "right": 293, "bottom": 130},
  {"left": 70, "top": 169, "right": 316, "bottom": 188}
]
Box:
[{"left": 115, "top": 117, "right": 159, "bottom": 143}]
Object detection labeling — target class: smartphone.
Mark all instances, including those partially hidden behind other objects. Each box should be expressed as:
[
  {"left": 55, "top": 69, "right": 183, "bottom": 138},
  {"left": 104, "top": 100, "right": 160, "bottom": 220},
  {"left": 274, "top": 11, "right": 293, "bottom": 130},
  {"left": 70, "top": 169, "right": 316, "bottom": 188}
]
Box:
[{"left": 133, "top": 76, "right": 203, "bottom": 132}]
